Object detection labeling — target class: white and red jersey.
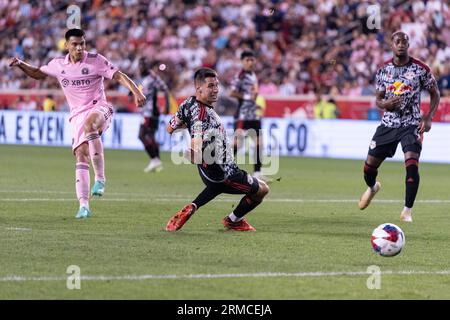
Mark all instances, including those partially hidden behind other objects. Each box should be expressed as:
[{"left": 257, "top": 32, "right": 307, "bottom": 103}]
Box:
[{"left": 40, "top": 51, "right": 118, "bottom": 120}]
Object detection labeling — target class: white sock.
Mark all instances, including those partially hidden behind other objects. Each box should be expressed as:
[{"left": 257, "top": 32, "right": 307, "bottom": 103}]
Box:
[
  {"left": 403, "top": 206, "right": 411, "bottom": 213},
  {"left": 229, "top": 212, "right": 243, "bottom": 222}
]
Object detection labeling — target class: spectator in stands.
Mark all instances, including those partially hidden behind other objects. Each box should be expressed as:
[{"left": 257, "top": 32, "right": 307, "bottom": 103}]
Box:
[
  {"left": 0, "top": 0, "right": 449, "bottom": 104},
  {"left": 43, "top": 94, "right": 56, "bottom": 112},
  {"left": 314, "top": 93, "right": 339, "bottom": 119}
]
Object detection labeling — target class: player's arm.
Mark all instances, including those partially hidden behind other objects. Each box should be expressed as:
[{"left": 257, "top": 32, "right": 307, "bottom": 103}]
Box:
[
  {"left": 229, "top": 89, "right": 244, "bottom": 100},
  {"left": 229, "top": 76, "right": 249, "bottom": 101},
  {"left": 163, "top": 90, "right": 170, "bottom": 114},
  {"left": 113, "top": 70, "right": 146, "bottom": 107},
  {"left": 155, "top": 75, "right": 171, "bottom": 114},
  {"left": 167, "top": 115, "right": 186, "bottom": 134},
  {"left": 9, "top": 57, "right": 47, "bottom": 80},
  {"left": 421, "top": 84, "right": 440, "bottom": 133},
  {"left": 375, "top": 90, "right": 402, "bottom": 111}
]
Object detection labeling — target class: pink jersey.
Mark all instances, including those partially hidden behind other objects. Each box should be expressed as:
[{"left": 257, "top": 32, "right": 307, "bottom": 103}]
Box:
[{"left": 40, "top": 51, "right": 118, "bottom": 120}]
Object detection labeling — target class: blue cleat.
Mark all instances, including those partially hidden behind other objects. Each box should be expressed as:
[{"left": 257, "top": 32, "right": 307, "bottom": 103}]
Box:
[
  {"left": 75, "top": 206, "right": 92, "bottom": 219},
  {"left": 91, "top": 180, "right": 105, "bottom": 197}
]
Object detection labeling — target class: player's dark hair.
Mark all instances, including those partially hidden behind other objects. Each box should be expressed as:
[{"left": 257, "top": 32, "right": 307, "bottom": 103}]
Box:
[
  {"left": 65, "top": 28, "right": 85, "bottom": 41},
  {"left": 240, "top": 50, "right": 255, "bottom": 60},
  {"left": 194, "top": 68, "right": 218, "bottom": 85},
  {"left": 391, "top": 31, "right": 409, "bottom": 41}
]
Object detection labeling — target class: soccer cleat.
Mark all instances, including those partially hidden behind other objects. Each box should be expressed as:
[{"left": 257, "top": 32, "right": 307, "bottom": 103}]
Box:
[
  {"left": 222, "top": 216, "right": 256, "bottom": 231},
  {"left": 75, "top": 206, "right": 92, "bottom": 219},
  {"left": 165, "top": 204, "right": 195, "bottom": 231},
  {"left": 400, "top": 209, "right": 413, "bottom": 222},
  {"left": 91, "top": 180, "right": 105, "bottom": 197},
  {"left": 358, "top": 181, "right": 381, "bottom": 210},
  {"left": 144, "top": 158, "right": 163, "bottom": 173}
]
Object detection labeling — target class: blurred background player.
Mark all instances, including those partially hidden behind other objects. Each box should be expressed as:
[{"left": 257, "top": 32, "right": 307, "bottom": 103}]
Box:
[
  {"left": 230, "top": 50, "right": 265, "bottom": 180},
  {"left": 9, "top": 28, "right": 146, "bottom": 219},
  {"left": 137, "top": 58, "right": 170, "bottom": 173},
  {"left": 358, "top": 31, "right": 440, "bottom": 222},
  {"left": 165, "top": 68, "right": 269, "bottom": 232}
]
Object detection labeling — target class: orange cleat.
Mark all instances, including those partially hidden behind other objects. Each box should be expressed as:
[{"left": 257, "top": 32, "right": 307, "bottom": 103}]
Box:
[
  {"left": 222, "top": 216, "right": 256, "bottom": 231},
  {"left": 166, "top": 204, "right": 195, "bottom": 232}
]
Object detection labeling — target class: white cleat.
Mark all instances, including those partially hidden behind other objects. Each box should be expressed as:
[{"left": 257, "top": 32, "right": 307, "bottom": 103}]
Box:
[
  {"left": 144, "top": 158, "right": 163, "bottom": 173},
  {"left": 400, "top": 210, "right": 413, "bottom": 222},
  {"left": 358, "top": 181, "right": 381, "bottom": 210}
]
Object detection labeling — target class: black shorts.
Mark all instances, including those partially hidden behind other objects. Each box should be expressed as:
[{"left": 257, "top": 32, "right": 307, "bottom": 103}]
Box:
[
  {"left": 139, "top": 117, "right": 159, "bottom": 138},
  {"left": 368, "top": 124, "right": 422, "bottom": 159},
  {"left": 234, "top": 120, "right": 261, "bottom": 132},
  {"left": 143, "top": 117, "right": 159, "bottom": 130},
  {"left": 198, "top": 167, "right": 259, "bottom": 195}
]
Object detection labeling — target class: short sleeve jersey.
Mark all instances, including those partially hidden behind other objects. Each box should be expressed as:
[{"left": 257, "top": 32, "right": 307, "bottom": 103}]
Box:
[
  {"left": 176, "top": 96, "right": 239, "bottom": 181},
  {"left": 230, "top": 70, "right": 260, "bottom": 121},
  {"left": 40, "top": 51, "right": 119, "bottom": 120},
  {"left": 375, "top": 57, "right": 437, "bottom": 128}
]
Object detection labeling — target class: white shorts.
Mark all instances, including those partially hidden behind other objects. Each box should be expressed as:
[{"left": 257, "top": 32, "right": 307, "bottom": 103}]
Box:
[{"left": 70, "top": 104, "right": 114, "bottom": 153}]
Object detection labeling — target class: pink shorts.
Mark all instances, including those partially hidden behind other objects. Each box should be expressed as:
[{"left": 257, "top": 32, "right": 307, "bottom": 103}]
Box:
[{"left": 70, "top": 104, "right": 114, "bottom": 153}]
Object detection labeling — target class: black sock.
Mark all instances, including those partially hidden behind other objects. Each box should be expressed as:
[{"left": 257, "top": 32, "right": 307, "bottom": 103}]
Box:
[
  {"left": 364, "top": 161, "right": 379, "bottom": 188},
  {"left": 192, "top": 187, "right": 220, "bottom": 209},
  {"left": 254, "top": 142, "right": 262, "bottom": 172},
  {"left": 143, "top": 136, "right": 158, "bottom": 158},
  {"left": 233, "top": 195, "right": 262, "bottom": 218},
  {"left": 405, "top": 158, "right": 420, "bottom": 208},
  {"left": 154, "top": 144, "right": 160, "bottom": 158},
  {"left": 148, "top": 144, "right": 158, "bottom": 158},
  {"left": 144, "top": 146, "right": 153, "bottom": 158}
]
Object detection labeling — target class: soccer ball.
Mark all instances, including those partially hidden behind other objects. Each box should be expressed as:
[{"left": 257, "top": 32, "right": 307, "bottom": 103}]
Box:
[{"left": 371, "top": 223, "right": 405, "bottom": 257}]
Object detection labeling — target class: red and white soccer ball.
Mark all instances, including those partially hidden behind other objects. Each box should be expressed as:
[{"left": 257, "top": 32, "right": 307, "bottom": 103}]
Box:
[{"left": 371, "top": 223, "right": 405, "bottom": 257}]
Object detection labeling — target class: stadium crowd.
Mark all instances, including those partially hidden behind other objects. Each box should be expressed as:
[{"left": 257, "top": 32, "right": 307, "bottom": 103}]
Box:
[{"left": 1, "top": 0, "right": 449, "bottom": 112}]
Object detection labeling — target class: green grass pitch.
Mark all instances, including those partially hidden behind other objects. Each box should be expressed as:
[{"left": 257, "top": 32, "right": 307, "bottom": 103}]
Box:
[{"left": 0, "top": 144, "right": 449, "bottom": 299}]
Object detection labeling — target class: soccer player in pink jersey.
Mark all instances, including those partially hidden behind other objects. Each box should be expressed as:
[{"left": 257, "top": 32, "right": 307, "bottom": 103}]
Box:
[{"left": 9, "top": 28, "right": 146, "bottom": 219}]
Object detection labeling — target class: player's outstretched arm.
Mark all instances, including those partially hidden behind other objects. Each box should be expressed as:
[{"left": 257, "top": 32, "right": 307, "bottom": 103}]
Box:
[
  {"left": 112, "top": 70, "right": 146, "bottom": 107},
  {"left": 421, "top": 84, "right": 440, "bottom": 133},
  {"left": 9, "top": 57, "right": 47, "bottom": 80}
]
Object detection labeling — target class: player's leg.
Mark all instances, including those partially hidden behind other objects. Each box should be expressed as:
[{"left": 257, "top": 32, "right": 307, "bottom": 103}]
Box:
[
  {"left": 165, "top": 186, "right": 221, "bottom": 232},
  {"left": 400, "top": 127, "right": 422, "bottom": 222},
  {"left": 401, "top": 151, "right": 420, "bottom": 222},
  {"left": 142, "top": 120, "right": 162, "bottom": 172},
  {"left": 74, "top": 143, "right": 92, "bottom": 219},
  {"left": 233, "top": 120, "right": 244, "bottom": 157},
  {"left": 253, "top": 121, "right": 262, "bottom": 175},
  {"left": 222, "top": 171, "right": 269, "bottom": 231},
  {"left": 359, "top": 154, "right": 384, "bottom": 210},
  {"left": 84, "top": 107, "right": 112, "bottom": 196},
  {"left": 250, "top": 120, "right": 270, "bottom": 181},
  {"left": 359, "top": 125, "right": 399, "bottom": 210},
  {"left": 138, "top": 121, "right": 152, "bottom": 159}
]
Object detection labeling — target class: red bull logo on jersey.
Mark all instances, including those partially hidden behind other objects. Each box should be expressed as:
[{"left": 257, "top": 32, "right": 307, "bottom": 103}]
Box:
[{"left": 387, "top": 81, "right": 412, "bottom": 95}]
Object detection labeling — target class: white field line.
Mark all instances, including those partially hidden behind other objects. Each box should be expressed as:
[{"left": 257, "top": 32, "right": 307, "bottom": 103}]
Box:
[
  {"left": 1, "top": 190, "right": 449, "bottom": 204},
  {"left": 4, "top": 227, "right": 32, "bottom": 231},
  {"left": 1, "top": 198, "right": 450, "bottom": 204},
  {"left": 1, "top": 270, "right": 450, "bottom": 282}
]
